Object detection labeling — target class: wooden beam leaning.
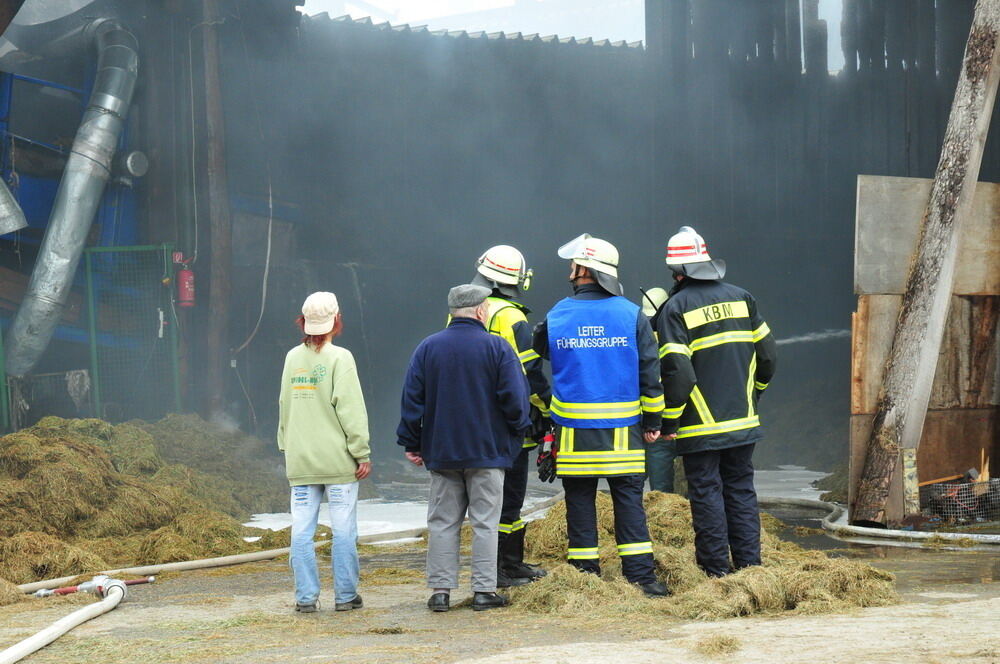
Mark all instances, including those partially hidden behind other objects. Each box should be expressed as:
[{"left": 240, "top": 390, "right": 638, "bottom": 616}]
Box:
[
  {"left": 202, "top": 0, "right": 233, "bottom": 419},
  {"left": 852, "top": 0, "right": 1000, "bottom": 526}
]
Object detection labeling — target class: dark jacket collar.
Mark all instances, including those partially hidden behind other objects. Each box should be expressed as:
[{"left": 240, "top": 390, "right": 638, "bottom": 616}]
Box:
[
  {"left": 448, "top": 316, "right": 487, "bottom": 331},
  {"left": 669, "top": 276, "right": 721, "bottom": 297},
  {"left": 572, "top": 282, "right": 611, "bottom": 298}
]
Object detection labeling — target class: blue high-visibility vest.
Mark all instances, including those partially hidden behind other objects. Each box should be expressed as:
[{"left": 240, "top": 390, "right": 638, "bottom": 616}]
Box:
[{"left": 547, "top": 296, "right": 640, "bottom": 429}]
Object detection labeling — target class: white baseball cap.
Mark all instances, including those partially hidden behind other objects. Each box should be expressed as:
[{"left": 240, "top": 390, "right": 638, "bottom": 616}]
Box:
[{"left": 301, "top": 292, "right": 339, "bottom": 335}]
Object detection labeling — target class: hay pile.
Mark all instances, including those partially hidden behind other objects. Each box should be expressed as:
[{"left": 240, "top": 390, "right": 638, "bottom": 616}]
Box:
[
  {"left": 517, "top": 491, "right": 896, "bottom": 619},
  {"left": 132, "top": 414, "right": 288, "bottom": 514},
  {"left": 0, "top": 416, "right": 291, "bottom": 584},
  {"left": 814, "top": 464, "right": 848, "bottom": 504},
  {"left": 0, "top": 577, "right": 23, "bottom": 607}
]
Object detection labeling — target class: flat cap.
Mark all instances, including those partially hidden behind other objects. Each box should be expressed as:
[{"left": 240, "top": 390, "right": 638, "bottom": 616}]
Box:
[{"left": 448, "top": 284, "right": 491, "bottom": 309}]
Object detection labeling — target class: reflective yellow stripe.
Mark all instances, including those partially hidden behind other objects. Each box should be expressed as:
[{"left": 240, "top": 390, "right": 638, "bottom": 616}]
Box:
[
  {"left": 560, "top": 427, "right": 575, "bottom": 453},
  {"left": 752, "top": 322, "right": 771, "bottom": 342},
  {"left": 689, "top": 330, "right": 754, "bottom": 352},
  {"left": 498, "top": 519, "right": 525, "bottom": 534},
  {"left": 551, "top": 397, "right": 641, "bottom": 420},
  {"left": 663, "top": 404, "right": 686, "bottom": 419},
  {"left": 658, "top": 342, "right": 692, "bottom": 358},
  {"left": 519, "top": 348, "right": 541, "bottom": 363},
  {"left": 682, "top": 300, "right": 750, "bottom": 329},
  {"left": 676, "top": 415, "right": 760, "bottom": 439},
  {"left": 640, "top": 394, "right": 665, "bottom": 412},
  {"left": 614, "top": 427, "right": 624, "bottom": 452},
  {"left": 558, "top": 465, "right": 646, "bottom": 476},
  {"left": 689, "top": 386, "right": 714, "bottom": 424},
  {"left": 559, "top": 450, "right": 644, "bottom": 460},
  {"left": 567, "top": 547, "right": 600, "bottom": 560},
  {"left": 754, "top": 381, "right": 768, "bottom": 391},
  {"left": 530, "top": 394, "right": 550, "bottom": 415},
  {"left": 559, "top": 450, "right": 642, "bottom": 460},
  {"left": 617, "top": 541, "right": 653, "bottom": 556},
  {"left": 746, "top": 354, "right": 757, "bottom": 417}
]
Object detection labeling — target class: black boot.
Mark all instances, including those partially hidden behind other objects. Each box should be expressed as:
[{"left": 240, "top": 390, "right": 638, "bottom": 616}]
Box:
[
  {"left": 501, "top": 527, "right": 547, "bottom": 580},
  {"left": 496, "top": 568, "right": 532, "bottom": 588},
  {"left": 635, "top": 581, "right": 670, "bottom": 597},
  {"left": 472, "top": 591, "right": 509, "bottom": 611}
]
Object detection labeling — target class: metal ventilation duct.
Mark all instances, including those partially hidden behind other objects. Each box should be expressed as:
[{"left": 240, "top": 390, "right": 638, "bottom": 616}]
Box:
[
  {"left": 0, "top": 179, "right": 27, "bottom": 235},
  {"left": 4, "top": 18, "right": 138, "bottom": 377}
]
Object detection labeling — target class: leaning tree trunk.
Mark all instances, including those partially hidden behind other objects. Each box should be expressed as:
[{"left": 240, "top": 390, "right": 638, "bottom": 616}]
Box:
[{"left": 852, "top": 0, "right": 1000, "bottom": 526}]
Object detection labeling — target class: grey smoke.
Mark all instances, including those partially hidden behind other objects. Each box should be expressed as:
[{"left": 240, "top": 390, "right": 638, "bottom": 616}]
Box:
[{"left": 776, "top": 329, "right": 851, "bottom": 346}]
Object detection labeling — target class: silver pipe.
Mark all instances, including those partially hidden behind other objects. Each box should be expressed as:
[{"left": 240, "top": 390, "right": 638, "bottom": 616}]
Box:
[
  {"left": 0, "top": 179, "right": 27, "bottom": 235},
  {"left": 4, "top": 19, "right": 137, "bottom": 377}
]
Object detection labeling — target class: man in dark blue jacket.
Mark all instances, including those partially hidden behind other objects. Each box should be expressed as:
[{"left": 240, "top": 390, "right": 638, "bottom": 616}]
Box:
[{"left": 397, "top": 284, "right": 532, "bottom": 613}]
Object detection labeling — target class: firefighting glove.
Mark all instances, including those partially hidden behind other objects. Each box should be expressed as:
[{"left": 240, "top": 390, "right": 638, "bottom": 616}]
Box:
[{"left": 536, "top": 430, "right": 557, "bottom": 483}]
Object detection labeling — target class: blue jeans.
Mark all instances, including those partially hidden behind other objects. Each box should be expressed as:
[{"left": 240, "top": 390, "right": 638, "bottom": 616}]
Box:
[{"left": 289, "top": 483, "right": 359, "bottom": 605}]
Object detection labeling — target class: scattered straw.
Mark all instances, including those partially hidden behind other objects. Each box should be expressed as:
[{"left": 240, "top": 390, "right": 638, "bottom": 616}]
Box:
[
  {"left": 515, "top": 492, "right": 897, "bottom": 620},
  {"left": 692, "top": 634, "right": 742, "bottom": 656},
  {"left": 361, "top": 567, "right": 425, "bottom": 586}
]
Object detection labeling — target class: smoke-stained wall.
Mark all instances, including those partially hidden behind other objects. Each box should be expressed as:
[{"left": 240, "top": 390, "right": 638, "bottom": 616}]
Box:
[
  {"left": 200, "top": 0, "right": 999, "bottom": 471},
  {"left": 645, "top": 0, "right": 1000, "bottom": 468},
  {"left": 215, "top": 12, "right": 652, "bottom": 458}
]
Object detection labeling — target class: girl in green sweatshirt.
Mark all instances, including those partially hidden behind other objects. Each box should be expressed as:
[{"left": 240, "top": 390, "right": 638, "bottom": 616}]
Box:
[{"left": 278, "top": 291, "right": 371, "bottom": 613}]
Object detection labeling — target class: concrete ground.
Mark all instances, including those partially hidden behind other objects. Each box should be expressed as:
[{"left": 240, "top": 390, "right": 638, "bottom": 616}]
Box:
[{"left": 1, "top": 541, "right": 998, "bottom": 664}]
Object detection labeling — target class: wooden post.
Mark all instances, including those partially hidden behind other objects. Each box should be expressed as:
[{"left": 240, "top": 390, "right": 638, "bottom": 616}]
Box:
[
  {"left": 202, "top": 0, "right": 233, "bottom": 419},
  {"left": 852, "top": 0, "right": 1000, "bottom": 526}
]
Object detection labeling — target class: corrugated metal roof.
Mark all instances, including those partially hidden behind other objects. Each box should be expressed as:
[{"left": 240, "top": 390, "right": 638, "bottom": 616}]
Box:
[{"left": 301, "top": 13, "right": 643, "bottom": 50}]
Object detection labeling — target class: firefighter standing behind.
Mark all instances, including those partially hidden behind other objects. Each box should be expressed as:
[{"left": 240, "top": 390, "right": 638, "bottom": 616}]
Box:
[
  {"left": 654, "top": 226, "right": 777, "bottom": 577},
  {"left": 469, "top": 245, "right": 551, "bottom": 587},
  {"left": 532, "top": 234, "right": 669, "bottom": 597},
  {"left": 640, "top": 287, "right": 677, "bottom": 493}
]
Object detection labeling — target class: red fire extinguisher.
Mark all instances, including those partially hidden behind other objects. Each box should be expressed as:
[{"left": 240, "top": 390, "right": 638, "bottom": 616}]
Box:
[{"left": 173, "top": 251, "right": 195, "bottom": 308}]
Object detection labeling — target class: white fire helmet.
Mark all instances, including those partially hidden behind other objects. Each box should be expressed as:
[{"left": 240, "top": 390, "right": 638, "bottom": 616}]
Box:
[
  {"left": 476, "top": 245, "right": 533, "bottom": 291},
  {"left": 557, "top": 233, "right": 623, "bottom": 295},
  {"left": 665, "top": 226, "right": 726, "bottom": 280}
]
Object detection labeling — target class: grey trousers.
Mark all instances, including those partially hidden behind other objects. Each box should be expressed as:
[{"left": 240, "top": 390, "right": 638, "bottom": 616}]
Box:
[{"left": 426, "top": 467, "right": 504, "bottom": 593}]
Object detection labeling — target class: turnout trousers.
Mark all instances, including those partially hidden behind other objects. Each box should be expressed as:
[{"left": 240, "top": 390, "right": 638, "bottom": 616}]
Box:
[
  {"left": 682, "top": 442, "right": 761, "bottom": 577},
  {"left": 498, "top": 446, "right": 531, "bottom": 566},
  {"left": 562, "top": 474, "right": 656, "bottom": 585}
]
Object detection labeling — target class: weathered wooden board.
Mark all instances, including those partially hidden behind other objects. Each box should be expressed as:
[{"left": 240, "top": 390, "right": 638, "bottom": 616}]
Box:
[
  {"left": 852, "top": 294, "right": 1000, "bottom": 414},
  {"left": 855, "top": 175, "right": 1000, "bottom": 296}
]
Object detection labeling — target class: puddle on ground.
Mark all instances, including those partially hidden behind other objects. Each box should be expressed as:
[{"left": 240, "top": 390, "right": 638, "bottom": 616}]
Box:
[{"left": 769, "top": 505, "right": 1000, "bottom": 592}]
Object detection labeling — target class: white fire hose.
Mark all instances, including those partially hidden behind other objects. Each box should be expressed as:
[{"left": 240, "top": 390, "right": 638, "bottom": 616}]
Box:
[{"left": 0, "top": 577, "right": 127, "bottom": 664}]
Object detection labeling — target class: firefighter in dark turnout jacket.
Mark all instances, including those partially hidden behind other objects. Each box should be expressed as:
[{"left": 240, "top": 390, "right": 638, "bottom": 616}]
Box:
[
  {"left": 640, "top": 287, "right": 677, "bottom": 493},
  {"left": 470, "top": 245, "right": 551, "bottom": 587},
  {"left": 655, "top": 226, "right": 777, "bottom": 577},
  {"left": 533, "top": 234, "right": 669, "bottom": 597}
]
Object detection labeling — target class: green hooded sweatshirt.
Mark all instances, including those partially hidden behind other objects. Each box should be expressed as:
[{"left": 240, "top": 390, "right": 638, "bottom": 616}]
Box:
[{"left": 277, "top": 342, "right": 371, "bottom": 486}]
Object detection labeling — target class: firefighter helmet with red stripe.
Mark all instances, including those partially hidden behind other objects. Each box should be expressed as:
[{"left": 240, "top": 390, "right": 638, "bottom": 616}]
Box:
[
  {"left": 665, "top": 226, "right": 726, "bottom": 280},
  {"left": 476, "top": 245, "right": 533, "bottom": 291},
  {"left": 557, "top": 233, "right": 623, "bottom": 296}
]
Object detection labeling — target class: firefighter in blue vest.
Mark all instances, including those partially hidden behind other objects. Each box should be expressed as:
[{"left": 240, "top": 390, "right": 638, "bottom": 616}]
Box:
[
  {"left": 655, "top": 226, "right": 777, "bottom": 577},
  {"left": 470, "top": 245, "right": 551, "bottom": 587},
  {"left": 532, "top": 234, "right": 669, "bottom": 597}
]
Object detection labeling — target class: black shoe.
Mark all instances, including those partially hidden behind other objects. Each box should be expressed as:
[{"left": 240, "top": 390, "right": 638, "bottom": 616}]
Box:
[
  {"left": 427, "top": 593, "right": 450, "bottom": 612},
  {"left": 295, "top": 601, "right": 319, "bottom": 613},
  {"left": 335, "top": 594, "right": 363, "bottom": 611},
  {"left": 472, "top": 592, "right": 509, "bottom": 611},
  {"left": 636, "top": 581, "right": 670, "bottom": 597},
  {"left": 504, "top": 561, "right": 547, "bottom": 580},
  {"left": 496, "top": 569, "right": 532, "bottom": 588}
]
